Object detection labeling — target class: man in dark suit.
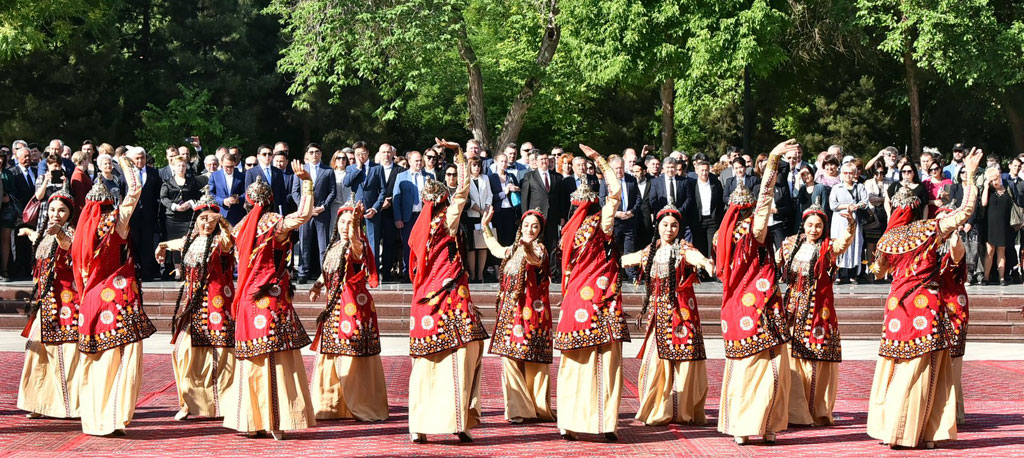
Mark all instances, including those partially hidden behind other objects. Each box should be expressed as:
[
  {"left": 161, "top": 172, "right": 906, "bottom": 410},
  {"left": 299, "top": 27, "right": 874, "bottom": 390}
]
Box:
[
  {"left": 208, "top": 153, "right": 247, "bottom": 225},
  {"left": 561, "top": 155, "right": 599, "bottom": 216},
  {"left": 723, "top": 157, "right": 761, "bottom": 203},
  {"left": 344, "top": 141, "right": 386, "bottom": 255},
  {"left": 7, "top": 145, "right": 38, "bottom": 278},
  {"left": 600, "top": 157, "right": 641, "bottom": 279},
  {"left": 519, "top": 152, "right": 563, "bottom": 253},
  {"left": 292, "top": 143, "right": 336, "bottom": 283},
  {"left": 244, "top": 145, "right": 290, "bottom": 217},
  {"left": 648, "top": 156, "right": 692, "bottom": 241},
  {"left": 778, "top": 144, "right": 814, "bottom": 236},
  {"left": 765, "top": 173, "right": 795, "bottom": 250},
  {"left": 393, "top": 151, "right": 432, "bottom": 279},
  {"left": 377, "top": 143, "right": 405, "bottom": 281},
  {"left": 630, "top": 161, "right": 654, "bottom": 246},
  {"left": 688, "top": 159, "right": 724, "bottom": 263},
  {"left": 123, "top": 147, "right": 163, "bottom": 280}
]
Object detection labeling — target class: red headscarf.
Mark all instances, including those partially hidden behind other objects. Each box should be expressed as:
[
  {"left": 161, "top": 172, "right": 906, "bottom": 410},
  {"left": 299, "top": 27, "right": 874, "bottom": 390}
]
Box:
[
  {"left": 407, "top": 200, "right": 438, "bottom": 288},
  {"left": 559, "top": 199, "right": 595, "bottom": 296},
  {"left": 714, "top": 202, "right": 753, "bottom": 287},
  {"left": 230, "top": 202, "right": 265, "bottom": 315},
  {"left": 71, "top": 199, "right": 110, "bottom": 293}
]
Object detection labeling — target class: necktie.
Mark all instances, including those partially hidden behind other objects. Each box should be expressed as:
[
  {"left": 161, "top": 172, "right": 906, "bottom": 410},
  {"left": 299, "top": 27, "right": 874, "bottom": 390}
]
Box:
[
  {"left": 621, "top": 179, "right": 628, "bottom": 211},
  {"left": 138, "top": 170, "right": 144, "bottom": 185},
  {"left": 25, "top": 167, "right": 33, "bottom": 187},
  {"left": 668, "top": 178, "right": 675, "bottom": 205},
  {"left": 543, "top": 172, "right": 549, "bottom": 191},
  {"left": 264, "top": 167, "right": 272, "bottom": 184}
]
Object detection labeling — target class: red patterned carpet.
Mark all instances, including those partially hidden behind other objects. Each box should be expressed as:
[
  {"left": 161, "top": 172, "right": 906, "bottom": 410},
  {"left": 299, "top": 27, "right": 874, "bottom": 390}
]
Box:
[{"left": 1, "top": 352, "right": 1022, "bottom": 457}]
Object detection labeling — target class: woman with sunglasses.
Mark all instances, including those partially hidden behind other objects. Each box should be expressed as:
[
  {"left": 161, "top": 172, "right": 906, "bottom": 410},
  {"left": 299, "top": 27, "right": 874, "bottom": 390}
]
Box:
[
  {"left": 886, "top": 162, "right": 927, "bottom": 223},
  {"left": 923, "top": 160, "right": 953, "bottom": 219},
  {"left": 329, "top": 150, "right": 352, "bottom": 233},
  {"left": 863, "top": 162, "right": 893, "bottom": 273}
]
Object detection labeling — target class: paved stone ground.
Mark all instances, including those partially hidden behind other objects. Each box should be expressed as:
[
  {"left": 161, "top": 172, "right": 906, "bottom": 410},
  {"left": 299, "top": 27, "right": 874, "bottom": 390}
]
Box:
[{"left": 1, "top": 352, "right": 1023, "bottom": 457}]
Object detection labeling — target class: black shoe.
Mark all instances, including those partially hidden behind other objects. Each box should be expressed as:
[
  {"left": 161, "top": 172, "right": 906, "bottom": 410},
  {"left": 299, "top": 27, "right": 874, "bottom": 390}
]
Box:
[
  {"left": 1000, "top": 279, "right": 1008, "bottom": 286},
  {"left": 456, "top": 431, "right": 473, "bottom": 442},
  {"left": 604, "top": 432, "right": 619, "bottom": 442},
  {"left": 297, "top": 277, "right": 308, "bottom": 285}
]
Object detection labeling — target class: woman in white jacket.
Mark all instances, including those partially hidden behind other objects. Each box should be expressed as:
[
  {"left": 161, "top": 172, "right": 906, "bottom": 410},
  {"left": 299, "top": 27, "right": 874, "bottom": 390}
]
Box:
[{"left": 466, "top": 157, "right": 493, "bottom": 282}]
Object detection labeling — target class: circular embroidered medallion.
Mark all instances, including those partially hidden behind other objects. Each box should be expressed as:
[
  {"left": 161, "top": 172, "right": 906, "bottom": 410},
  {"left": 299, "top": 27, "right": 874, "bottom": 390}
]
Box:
[
  {"left": 409, "top": 319, "right": 415, "bottom": 331},
  {"left": 521, "top": 306, "right": 534, "bottom": 321},
  {"left": 60, "top": 290, "right": 74, "bottom": 304},
  {"left": 596, "top": 276, "right": 609, "bottom": 289},
  {"left": 420, "top": 315, "right": 435, "bottom": 330},
  {"left": 720, "top": 320, "right": 728, "bottom": 333},
  {"left": 100, "top": 310, "right": 115, "bottom": 325},
  {"left": 913, "top": 294, "right": 929, "bottom": 309},
  {"left": 574, "top": 309, "right": 589, "bottom": 323},
  {"left": 209, "top": 312, "right": 223, "bottom": 325},
  {"left": 341, "top": 320, "right": 353, "bottom": 334},
  {"left": 957, "top": 295, "right": 967, "bottom": 307},
  {"left": 256, "top": 297, "right": 271, "bottom": 309},
  {"left": 821, "top": 307, "right": 830, "bottom": 320},
  {"left": 211, "top": 295, "right": 224, "bottom": 308},
  {"left": 356, "top": 293, "right": 369, "bottom": 306},
  {"left": 674, "top": 325, "right": 688, "bottom": 339},
  {"left": 113, "top": 276, "right": 128, "bottom": 289},
  {"left": 688, "top": 298, "right": 695, "bottom": 308},
  {"left": 533, "top": 299, "right": 545, "bottom": 312},
  {"left": 512, "top": 324, "right": 524, "bottom": 338},
  {"left": 345, "top": 303, "right": 357, "bottom": 316},
  {"left": 59, "top": 306, "right": 72, "bottom": 320},
  {"left": 679, "top": 307, "right": 691, "bottom": 321},
  {"left": 755, "top": 278, "right": 771, "bottom": 292},
  {"left": 741, "top": 292, "right": 756, "bottom": 307},
  {"left": 268, "top": 285, "right": 282, "bottom": 297},
  {"left": 458, "top": 285, "right": 469, "bottom": 299},
  {"left": 913, "top": 316, "right": 928, "bottom": 331},
  {"left": 812, "top": 325, "right": 826, "bottom": 340},
  {"left": 739, "top": 316, "right": 755, "bottom": 331},
  {"left": 888, "top": 318, "right": 901, "bottom": 333},
  {"left": 887, "top": 296, "right": 899, "bottom": 311},
  {"left": 101, "top": 288, "right": 116, "bottom": 303},
  {"left": 223, "top": 285, "right": 234, "bottom": 298},
  {"left": 253, "top": 315, "right": 267, "bottom": 329},
  {"left": 946, "top": 302, "right": 957, "bottom": 312},
  {"left": 580, "top": 286, "right": 595, "bottom": 301}
]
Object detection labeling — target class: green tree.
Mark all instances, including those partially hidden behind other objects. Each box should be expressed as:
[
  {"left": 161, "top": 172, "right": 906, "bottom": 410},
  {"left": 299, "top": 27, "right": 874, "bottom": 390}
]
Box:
[{"left": 135, "top": 84, "right": 238, "bottom": 165}]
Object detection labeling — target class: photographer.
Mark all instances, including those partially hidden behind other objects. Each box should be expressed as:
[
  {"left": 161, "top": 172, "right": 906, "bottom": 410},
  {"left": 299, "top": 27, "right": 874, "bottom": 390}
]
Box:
[{"left": 33, "top": 154, "right": 68, "bottom": 234}]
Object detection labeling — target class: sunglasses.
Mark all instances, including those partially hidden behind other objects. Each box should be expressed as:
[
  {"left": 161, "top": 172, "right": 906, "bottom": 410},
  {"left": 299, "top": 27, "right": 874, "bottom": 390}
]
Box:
[
  {"left": 901, "top": 169, "right": 914, "bottom": 174},
  {"left": 259, "top": 152, "right": 272, "bottom": 157},
  {"left": 425, "top": 155, "right": 437, "bottom": 160},
  {"left": 929, "top": 167, "right": 941, "bottom": 172},
  {"left": 445, "top": 172, "right": 457, "bottom": 177}
]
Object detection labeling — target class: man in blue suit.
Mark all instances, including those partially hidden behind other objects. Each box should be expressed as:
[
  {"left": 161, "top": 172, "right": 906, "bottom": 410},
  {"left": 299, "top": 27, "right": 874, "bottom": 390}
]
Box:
[
  {"left": 208, "top": 153, "right": 247, "bottom": 225},
  {"left": 392, "top": 151, "right": 432, "bottom": 280},
  {"left": 343, "top": 141, "right": 386, "bottom": 258},
  {"left": 292, "top": 143, "right": 336, "bottom": 283},
  {"left": 599, "top": 156, "right": 641, "bottom": 281},
  {"left": 244, "top": 144, "right": 289, "bottom": 216}
]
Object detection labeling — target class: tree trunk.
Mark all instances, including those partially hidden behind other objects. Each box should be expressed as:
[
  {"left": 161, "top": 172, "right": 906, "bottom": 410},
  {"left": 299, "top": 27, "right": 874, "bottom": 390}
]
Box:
[
  {"left": 660, "top": 78, "right": 674, "bottom": 155},
  {"left": 455, "top": 24, "right": 492, "bottom": 149},
  {"left": 493, "top": 0, "right": 560, "bottom": 150},
  {"left": 903, "top": 42, "right": 922, "bottom": 156},
  {"left": 1001, "top": 88, "right": 1024, "bottom": 155}
]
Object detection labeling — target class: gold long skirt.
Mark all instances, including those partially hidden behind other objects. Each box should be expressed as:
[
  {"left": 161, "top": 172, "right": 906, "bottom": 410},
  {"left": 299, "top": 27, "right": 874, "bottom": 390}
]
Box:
[
  {"left": 79, "top": 341, "right": 144, "bottom": 435},
  {"left": 717, "top": 344, "right": 791, "bottom": 438},
  {"left": 788, "top": 350, "right": 838, "bottom": 426},
  {"left": 867, "top": 349, "right": 957, "bottom": 447},
  {"left": 556, "top": 342, "right": 623, "bottom": 435},
  {"left": 171, "top": 328, "right": 236, "bottom": 418},
  {"left": 408, "top": 340, "right": 484, "bottom": 435},
  {"left": 311, "top": 353, "right": 389, "bottom": 421},
  {"left": 634, "top": 333, "right": 707, "bottom": 426},
  {"left": 223, "top": 349, "right": 315, "bottom": 433},
  {"left": 500, "top": 357, "right": 555, "bottom": 422},
  {"left": 18, "top": 313, "right": 81, "bottom": 418},
  {"left": 952, "top": 356, "right": 965, "bottom": 425}
]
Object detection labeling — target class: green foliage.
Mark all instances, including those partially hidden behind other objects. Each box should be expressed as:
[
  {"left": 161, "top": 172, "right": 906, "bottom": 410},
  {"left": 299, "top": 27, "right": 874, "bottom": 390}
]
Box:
[
  {"left": 0, "top": 0, "right": 117, "bottom": 61},
  {"left": 135, "top": 84, "right": 237, "bottom": 165}
]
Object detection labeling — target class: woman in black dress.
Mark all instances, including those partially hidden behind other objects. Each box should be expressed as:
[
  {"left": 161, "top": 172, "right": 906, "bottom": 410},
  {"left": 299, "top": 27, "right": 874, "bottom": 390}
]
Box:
[
  {"left": 886, "top": 161, "right": 927, "bottom": 221},
  {"left": 160, "top": 156, "right": 202, "bottom": 276},
  {"left": 981, "top": 167, "right": 1014, "bottom": 285}
]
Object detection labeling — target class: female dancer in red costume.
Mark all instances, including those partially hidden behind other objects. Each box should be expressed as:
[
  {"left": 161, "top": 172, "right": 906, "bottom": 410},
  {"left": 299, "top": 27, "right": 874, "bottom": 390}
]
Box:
[
  {"left": 480, "top": 205, "right": 555, "bottom": 424},
  {"left": 555, "top": 145, "right": 629, "bottom": 442},
  {"left": 622, "top": 205, "right": 714, "bottom": 426},
  {"left": 866, "top": 148, "right": 983, "bottom": 449},
  {"left": 714, "top": 139, "right": 800, "bottom": 445},
  {"left": 156, "top": 187, "right": 236, "bottom": 421},
  {"left": 407, "top": 139, "right": 489, "bottom": 443},
  {"left": 18, "top": 187, "right": 80, "bottom": 419},
  {"left": 309, "top": 200, "right": 389, "bottom": 422},
  {"left": 777, "top": 204, "right": 855, "bottom": 426},
  {"left": 225, "top": 160, "right": 315, "bottom": 439},
  {"left": 72, "top": 150, "right": 156, "bottom": 436},
  {"left": 933, "top": 203, "right": 969, "bottom": 426}
]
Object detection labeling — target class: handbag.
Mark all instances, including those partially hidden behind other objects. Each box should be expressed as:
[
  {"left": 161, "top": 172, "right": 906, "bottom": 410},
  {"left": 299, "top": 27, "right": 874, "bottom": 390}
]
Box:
[
  {"left": 21, "top": 196, "right": 40, "bottom": 226},
  {"left": 1010, "top": 202, "right": 1024, "bottom": 230}
]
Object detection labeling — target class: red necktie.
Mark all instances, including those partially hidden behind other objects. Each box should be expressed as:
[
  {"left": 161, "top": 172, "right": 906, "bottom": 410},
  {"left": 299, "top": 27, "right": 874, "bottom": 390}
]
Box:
[{"left": 543, "top": 173, "right": 549, "bottom": 191}]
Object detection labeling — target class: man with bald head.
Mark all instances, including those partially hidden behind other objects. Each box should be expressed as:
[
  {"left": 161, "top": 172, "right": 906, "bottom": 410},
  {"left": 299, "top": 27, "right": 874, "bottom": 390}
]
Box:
[
  {"left": 36, "top": 139, "right": 75, "bottom": 179},
  {"left": 123, "top": 147, "right": 163, "bottom": 280}
]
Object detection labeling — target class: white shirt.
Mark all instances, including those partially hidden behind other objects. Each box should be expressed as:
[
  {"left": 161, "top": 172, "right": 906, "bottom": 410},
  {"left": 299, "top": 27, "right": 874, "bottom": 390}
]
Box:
[
  {"left": 309, "top": 162, "right": 319, "bottom": 182},
  {"left": 698, "top": 179, "right": 711, "bottom": 216},
  {"left": 540, "top": 171, "right": 550, "bottom": 190},
  {"left": 224, "top": 169, "right": 234, "bottom": 191},
  {"left": 620, "top": 178, "right": 629, "bottom": 211},
  {"left": 383, "top": 164, "right": 393, "bottom": 183},
  {"left": 412, "top": 171, "right": 424, "bottom": 213},
  {"left": 139, "top": 167, "right": 148, "bottom": 186},
  {"left": 498, "top": 175, "right": 512, "bottom": 209},
  {"left": 664, "top": 176, "right": 676, "bottom": 206}
]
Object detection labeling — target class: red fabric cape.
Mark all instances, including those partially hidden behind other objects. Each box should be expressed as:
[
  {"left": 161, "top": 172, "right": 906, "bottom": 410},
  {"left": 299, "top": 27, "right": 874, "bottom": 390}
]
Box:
[
  {"left": 71, "top": 200, "right": 106, "bottom": 293},
  {"left": 231, "top": 202, "right": 265, "bottom": 316},
  {"left": 407, "top": 200, "right": 436, "bottom": 288},
  {"left": 559, "top": 200, "right": 595, "bottom": 296}
]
